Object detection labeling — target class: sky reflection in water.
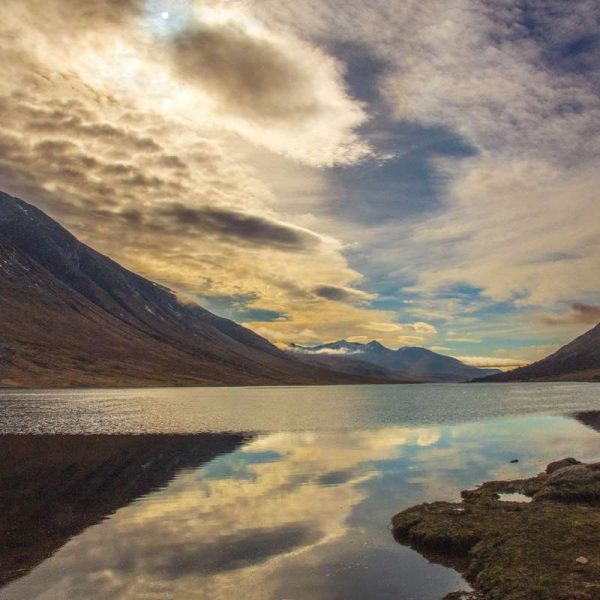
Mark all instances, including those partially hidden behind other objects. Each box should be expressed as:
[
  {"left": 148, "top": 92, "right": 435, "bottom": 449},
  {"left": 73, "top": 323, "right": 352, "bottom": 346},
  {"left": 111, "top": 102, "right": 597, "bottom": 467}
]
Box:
[{"left": 1, "top": 386, "right": 600, "bottom": 599}]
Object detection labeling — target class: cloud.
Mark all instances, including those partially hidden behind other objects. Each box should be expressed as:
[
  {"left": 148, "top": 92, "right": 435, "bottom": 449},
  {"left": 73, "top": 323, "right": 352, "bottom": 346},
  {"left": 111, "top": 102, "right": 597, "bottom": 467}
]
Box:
[
  {"left": 454, "top": 356, "right": 528, "bottom": 369},
  {"left": 171, "top": 22, "right": 327, "bottom": 123},
  {"left": 429, "top": 345, "right": 451, "bottom": 352},
  {"left": 446, "top": 336, "right": 480, "bottom": 343},
  {"left": 363, "top": 322, "right": 405, "bottom": 333},
  {"left": 164, "top": 13, "right": 371, "bottom": 165},
  {"left": 2, "top": 0, "right": 371, "bottom": 167},
  {"left": 540, "top": 303, "right": 600, "bottom": 327},
  {"left": 312, "top": 285, "right": 375, "bottom": 304},
  {"left": 242, "top": 0, "right": 600, "bottom": 343},
  {"left": 290, "top": 346, "right": 363, "bottom": 356},
  {"left": 0, "top": 84, "right": 397, "bottom": 349},
  {"left": 397, "top": 335, "right": 427, "bottom": 346},
  {"left": 370, "top": 1, "right": 600, "bottom": 314},
  {"left": 351, "top": 320, "right": 438, "bottom": 348},
  {"left": 405, "top": 160, "right": 600, "bottom": 307},
  {"left": 8, "top": 0, "right": 141, "bottom": 31},
  {"left": 157, "top": 203, "right": 324, "bottom": 251},
  {"left": 412, "top": 321, "right": 437, "bottom": 335}
]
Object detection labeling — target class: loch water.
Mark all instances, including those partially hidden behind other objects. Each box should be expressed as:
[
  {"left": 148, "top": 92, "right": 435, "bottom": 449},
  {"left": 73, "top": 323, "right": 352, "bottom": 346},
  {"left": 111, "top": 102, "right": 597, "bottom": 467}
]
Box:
[{"left": 0, "top": 383, "right": 599, "bottom": 599}]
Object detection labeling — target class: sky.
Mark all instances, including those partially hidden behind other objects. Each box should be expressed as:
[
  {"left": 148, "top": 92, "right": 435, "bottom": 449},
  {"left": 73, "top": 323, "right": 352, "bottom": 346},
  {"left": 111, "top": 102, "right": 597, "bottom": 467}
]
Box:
[{"left": 0, "top": 0, "right": 599, "bottom": 369}]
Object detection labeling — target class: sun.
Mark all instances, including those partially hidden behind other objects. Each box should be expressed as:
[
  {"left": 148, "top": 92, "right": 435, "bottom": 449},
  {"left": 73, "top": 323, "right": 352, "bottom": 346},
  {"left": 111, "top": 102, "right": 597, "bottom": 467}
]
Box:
[{"left": 142, "top": 1, "right": 190, "bottom": 37}]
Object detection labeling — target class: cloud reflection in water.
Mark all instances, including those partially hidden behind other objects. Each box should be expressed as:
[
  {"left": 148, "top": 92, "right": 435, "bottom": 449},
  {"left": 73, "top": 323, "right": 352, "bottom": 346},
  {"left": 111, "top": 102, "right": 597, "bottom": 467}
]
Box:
[{"left": 3, "top": 415, "right": 600, "bottom": 600}]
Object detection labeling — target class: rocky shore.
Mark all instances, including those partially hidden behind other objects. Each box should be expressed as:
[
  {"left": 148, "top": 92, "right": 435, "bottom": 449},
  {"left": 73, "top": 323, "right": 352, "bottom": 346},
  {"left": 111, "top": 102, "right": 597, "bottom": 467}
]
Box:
[{"left": 392, "top": 458, "right": 600, "bottom": 600}]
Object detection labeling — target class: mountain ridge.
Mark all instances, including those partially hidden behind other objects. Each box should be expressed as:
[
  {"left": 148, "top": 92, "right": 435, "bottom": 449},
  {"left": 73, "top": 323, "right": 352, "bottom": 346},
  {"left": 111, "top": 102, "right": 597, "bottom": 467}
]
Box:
[
  {"left": 475, "top": 322, "right": 600, "bottom": 382},
  {"left": 0, "top": 191, "right": 378, "bottom": 388},
  {"left": 287, "top": 339, "right": 502, "bottom": 383}
]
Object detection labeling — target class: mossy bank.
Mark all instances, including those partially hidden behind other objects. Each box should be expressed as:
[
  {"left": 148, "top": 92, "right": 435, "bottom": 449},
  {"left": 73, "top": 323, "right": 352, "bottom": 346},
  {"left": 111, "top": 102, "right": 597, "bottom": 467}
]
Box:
[{"left": 392, "top": 458, "right": 600, "bottom": 600}]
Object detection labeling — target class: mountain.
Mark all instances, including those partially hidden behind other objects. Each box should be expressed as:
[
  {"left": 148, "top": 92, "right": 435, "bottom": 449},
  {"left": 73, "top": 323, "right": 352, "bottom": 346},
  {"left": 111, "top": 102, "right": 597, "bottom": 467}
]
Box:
[
  {"left": 0, "top": 191, "right": 375, "bottom": 388},
  {"left": 284, "top": 343, "right": 417, "bottom": 383},
  {"left": 476, "top": 322, "right": 600, "bottom": 382},
  {"left": 287, "top": 340, "right": 502, "bottom": 382}
]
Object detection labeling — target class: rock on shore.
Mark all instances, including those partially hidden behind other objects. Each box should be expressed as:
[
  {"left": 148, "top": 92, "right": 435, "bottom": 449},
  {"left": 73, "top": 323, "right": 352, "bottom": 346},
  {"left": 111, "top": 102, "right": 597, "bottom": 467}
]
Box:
[{"left": 391, "top": 459, "right": 600, "bottom": 600}]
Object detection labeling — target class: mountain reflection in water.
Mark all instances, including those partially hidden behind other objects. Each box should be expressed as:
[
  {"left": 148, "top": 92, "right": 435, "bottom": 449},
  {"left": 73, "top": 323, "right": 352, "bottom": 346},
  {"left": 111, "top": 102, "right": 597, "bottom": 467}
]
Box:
[
  {"left": 574, "top": 411, "right": 600, "bottom": 433},
  {"left": 0, "top": 388, "right": 599, "bottom": 600},
  {"left": 0, "top": 434, "right": 248, "bottom": 587}
]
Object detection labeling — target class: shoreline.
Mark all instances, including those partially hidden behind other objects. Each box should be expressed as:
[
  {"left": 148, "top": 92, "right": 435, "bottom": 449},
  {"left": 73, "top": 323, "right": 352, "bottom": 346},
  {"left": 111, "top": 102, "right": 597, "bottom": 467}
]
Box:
[{"left": 391, "top": 458, "right": 600, "bottom": 600}]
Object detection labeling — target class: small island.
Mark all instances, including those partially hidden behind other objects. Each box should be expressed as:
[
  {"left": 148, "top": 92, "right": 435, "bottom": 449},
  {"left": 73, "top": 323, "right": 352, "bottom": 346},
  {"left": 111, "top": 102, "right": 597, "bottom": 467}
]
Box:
[{"left": 392, "top": 458, "right": 600, "bottom": 600}]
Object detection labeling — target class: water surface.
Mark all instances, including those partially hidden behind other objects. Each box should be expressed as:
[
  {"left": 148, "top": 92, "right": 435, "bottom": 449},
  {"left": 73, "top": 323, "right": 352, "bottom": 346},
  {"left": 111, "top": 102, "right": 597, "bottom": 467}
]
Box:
[{"left": 0, "top": 383, "right": 599, "bottom": 599}]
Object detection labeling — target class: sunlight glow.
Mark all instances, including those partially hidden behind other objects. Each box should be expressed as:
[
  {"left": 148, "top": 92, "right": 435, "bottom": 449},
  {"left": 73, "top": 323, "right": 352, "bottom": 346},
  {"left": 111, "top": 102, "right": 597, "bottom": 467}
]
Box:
[{"left": 143, "top": 0, "right": 190, "bottom": 37}]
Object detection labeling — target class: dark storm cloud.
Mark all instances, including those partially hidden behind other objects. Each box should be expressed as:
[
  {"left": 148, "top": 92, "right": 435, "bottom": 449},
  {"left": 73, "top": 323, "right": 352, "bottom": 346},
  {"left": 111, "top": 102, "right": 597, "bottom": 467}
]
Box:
[
  {"left": 158, "top": 203, "right": 322, "bottom": 251},
  {"left": 541, "top": 303, "right": 600, "bottom": 326},
  {"left": 312, "top": 285, "right": 374, "bottom": 304},
  {"left": 170, "top": 23, "right": 322, "bottom": 122}
]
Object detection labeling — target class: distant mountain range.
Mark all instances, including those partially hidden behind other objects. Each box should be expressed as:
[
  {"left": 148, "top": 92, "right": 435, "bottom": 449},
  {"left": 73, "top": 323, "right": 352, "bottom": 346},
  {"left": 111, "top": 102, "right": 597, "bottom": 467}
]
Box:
[
  {"left": 287, "top": 340, "right": 502, "bottom": 383},
  {"left": 0, "top": 191, "right": 375, "bottom": 388},
  {"left": 476, "top": 322, "right": 600, "bottom": 382}
]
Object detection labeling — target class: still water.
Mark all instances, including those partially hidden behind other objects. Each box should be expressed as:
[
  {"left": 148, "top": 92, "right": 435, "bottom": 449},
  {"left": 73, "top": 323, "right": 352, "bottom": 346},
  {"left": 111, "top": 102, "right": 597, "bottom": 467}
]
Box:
[{"left": 0, "top": 383, "right": 599, "bottom": 599}]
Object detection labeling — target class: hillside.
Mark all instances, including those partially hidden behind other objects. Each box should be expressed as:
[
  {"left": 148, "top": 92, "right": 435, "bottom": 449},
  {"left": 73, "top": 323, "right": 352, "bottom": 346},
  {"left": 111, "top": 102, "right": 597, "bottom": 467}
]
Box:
[
  {"left": 0, "top": 192, "right": 372, "bottom": 388},
  {"left": 477, "top": 322, "right": 600, "bottom": 382}
]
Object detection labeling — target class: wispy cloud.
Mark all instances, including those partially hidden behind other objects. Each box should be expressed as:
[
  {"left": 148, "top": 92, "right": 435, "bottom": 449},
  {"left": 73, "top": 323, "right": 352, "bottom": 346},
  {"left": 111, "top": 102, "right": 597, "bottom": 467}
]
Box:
[
  {"left": 156, "top": 203, "right": 325, "bottom": 251},
  {"left": 454, "top": 356, "right": 528, "bottom": 369},
  {"left": 540, "top": 303, "right": 600, "bottom": 326},
  {"left": 289, "top": 346, "right": 363, "bottom": 356},
  {"left": 312, "top": 285, "right": 376, "bottom": 305}
]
